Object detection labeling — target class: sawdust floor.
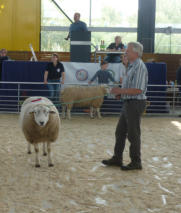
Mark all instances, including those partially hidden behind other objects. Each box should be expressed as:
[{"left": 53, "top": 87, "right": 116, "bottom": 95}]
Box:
[{"left": 0, "top": 114, "right": 181, "bottom": 213}]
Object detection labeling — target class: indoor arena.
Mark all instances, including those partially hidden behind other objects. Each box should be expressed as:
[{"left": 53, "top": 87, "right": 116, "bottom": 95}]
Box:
[{"left": 0, "top": 0, "right": 181, "bottom": 213}]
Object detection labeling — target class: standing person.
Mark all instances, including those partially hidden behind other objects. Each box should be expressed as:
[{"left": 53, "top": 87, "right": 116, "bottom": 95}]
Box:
[
  {"left": 104, "top": 36, "right": 125, "bottom": 63},
  {"left": 119, "top": 54, "right": 128, "bottom": 84},
  {"left": 0, "top": 48, "right": 11, "bottom": 82},
  {"left": 102, "top": 42, "right": 148, "bottom": 170},
  {"left": 44, "top": 53, "right": 65, "bottom": 102},
  {"left": 89, "top": 61, "right": 115, "bottom": 84},
  {"left": 176, "top": 58, "right": 181, "bottom": 117},
  {"left": 65, "top": 12, "right": 88, "bottom": 40},
  {"left": 0, "top": 48, "right": 10, "bottom": 60},
  {"left": 176, "top": 58, "right": 181, "bottom": 88}
]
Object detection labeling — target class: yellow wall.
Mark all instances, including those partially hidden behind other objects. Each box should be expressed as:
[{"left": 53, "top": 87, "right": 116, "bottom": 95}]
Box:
[{"left": 0, "top": 0, "right": 41, "bottom": 51}]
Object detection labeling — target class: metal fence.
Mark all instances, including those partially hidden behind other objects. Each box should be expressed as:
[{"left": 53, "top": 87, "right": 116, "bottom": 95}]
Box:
[{"left": 0, "top": 81, "right": 181, "bottom": 116}]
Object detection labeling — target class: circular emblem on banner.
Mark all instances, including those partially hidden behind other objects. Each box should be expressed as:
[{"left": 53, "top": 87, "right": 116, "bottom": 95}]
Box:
[
  {"left": 107, "top": 69, "right": 115, "bottom": 79},
  {"left": 76, "top": 69, "right": 88, "bottom": 81}
]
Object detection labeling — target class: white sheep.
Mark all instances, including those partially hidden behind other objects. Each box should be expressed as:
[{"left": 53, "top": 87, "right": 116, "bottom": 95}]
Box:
[
  {"left": 20, "top": 97, "right": 60, "bottom": 167},
  {"left": 61, "top": 85, "right": 109, "bottom": 119}
]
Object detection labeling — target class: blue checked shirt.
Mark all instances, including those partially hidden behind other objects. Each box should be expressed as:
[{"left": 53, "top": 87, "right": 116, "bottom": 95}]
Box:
[{"left": 122, "top": 58, "right": 148, "bottom": 100}]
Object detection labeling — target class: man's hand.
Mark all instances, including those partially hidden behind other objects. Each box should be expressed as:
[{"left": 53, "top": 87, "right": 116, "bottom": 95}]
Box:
[
  {"left": 44, "top": 81, "right": 48, "bottom": 84},
  {"left": 61, "top": 80, "right": 64, "bottom": 84},
  {"left": 111, "top": 87, "right": 122, "bottom": 96},
  {"left": 88, "top": 81, "right": 92, "bottom": 84}
]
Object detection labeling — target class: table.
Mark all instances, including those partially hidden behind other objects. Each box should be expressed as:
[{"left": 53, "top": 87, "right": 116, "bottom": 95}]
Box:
[{"left": 94, "top": 50, "right": 125, "bottom": 62}]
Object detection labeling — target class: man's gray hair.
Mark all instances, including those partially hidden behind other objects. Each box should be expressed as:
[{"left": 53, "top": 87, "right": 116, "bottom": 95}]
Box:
[{"left": 128, "top": 42, "right": 143, "bottom": 57}]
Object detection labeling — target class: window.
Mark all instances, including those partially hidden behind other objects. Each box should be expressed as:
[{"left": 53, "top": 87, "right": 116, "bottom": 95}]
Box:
[
  {"left": 91, "top": 0, "right": 138, "bottom": 27},
  {"left": 41, "top": 31, "right": 69, "bottom": 51},
  {"left": 41, "top": 0, "right": 89, "bottom": 27},
  {"left": 91, "top": 32, "right": 137, "bottom": 49},
  {"left": 41, "top": 0, "right": 138, "bottom": 51},
  {"left": 155, "top": 0, "right": 181, "bottom": 53}
]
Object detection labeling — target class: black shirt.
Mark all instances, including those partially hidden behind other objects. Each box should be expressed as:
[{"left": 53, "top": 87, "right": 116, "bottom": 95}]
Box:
[
  {"left": 108, "top": 42, "right": 124, "bottom": 50},
  {"left": 45, "top": 62, "right": 65, "bottom": 80},
  {"left": 107, "top": 42, "right": 124, "bottom": 57}
]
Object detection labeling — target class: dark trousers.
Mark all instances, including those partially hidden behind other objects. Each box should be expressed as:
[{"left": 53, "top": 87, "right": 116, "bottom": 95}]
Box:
[{"left": 114, "top": 100, "right": 146, "bottom": 163}]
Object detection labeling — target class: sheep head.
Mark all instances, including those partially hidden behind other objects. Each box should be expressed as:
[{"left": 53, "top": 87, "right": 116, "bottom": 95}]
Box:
[{"left": 30, "top": 105, "right": 56, "bottom": 127}]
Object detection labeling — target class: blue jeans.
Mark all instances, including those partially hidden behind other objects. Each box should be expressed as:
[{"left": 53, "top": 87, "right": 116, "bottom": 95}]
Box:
[
  {"left": 47, "top": 80, "right": 60, "bottom": 101},
  {"left": 104, "top": 55, "right": 121, "bottom": 63}
]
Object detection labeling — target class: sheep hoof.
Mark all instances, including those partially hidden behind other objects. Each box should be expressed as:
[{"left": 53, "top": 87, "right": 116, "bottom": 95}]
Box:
[
  {"left": 35, "top": 164, "right": 40, "bottom": 168},
  {"left": 49, "top": 163, "right": 54, "bottom": 167},
  {"left": 43, "top": 153, "right": 47, "bottom": 156},
  {"left": 27, "top": 151, "right": 32, "bottom": 154}
]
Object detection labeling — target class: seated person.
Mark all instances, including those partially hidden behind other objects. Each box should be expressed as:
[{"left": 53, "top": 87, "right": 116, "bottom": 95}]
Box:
[
  {"left": 65, "top": 12, "right": 88, "bottom": 40},
  {"left": 104, "top": 36, "right": 125, "bottom": 63},
  {"left": 89, "top": 61, "right": 115, "bottom": 84},
  {"left": 0, "top": 49, "right": 10, "bottom": 82},
  {"left": 0, "top": 48, "right": 10, "bottom": 61}
]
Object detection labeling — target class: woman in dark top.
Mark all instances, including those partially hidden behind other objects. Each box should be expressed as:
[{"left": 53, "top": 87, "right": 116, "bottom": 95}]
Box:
[
  {"left": 44, "top": 53, "right": 65, "bottom": 102},
  {"left": 104, "top": 36, "right": 125, "bottom": 63}
]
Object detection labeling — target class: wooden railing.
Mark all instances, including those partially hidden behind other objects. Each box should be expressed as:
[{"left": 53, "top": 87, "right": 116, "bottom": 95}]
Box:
[{"left": 7, "top": 51, "right": 181, "bottom": 81}]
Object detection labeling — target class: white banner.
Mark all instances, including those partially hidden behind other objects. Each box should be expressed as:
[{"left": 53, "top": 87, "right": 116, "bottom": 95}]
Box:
[{"left": 62, "top": 62, "right": 125, "bottom": 85}]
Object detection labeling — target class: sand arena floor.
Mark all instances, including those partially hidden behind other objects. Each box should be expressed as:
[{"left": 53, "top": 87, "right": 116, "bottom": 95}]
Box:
[{"left": 0, "top": 114, "right": 181, "bottom": 213}]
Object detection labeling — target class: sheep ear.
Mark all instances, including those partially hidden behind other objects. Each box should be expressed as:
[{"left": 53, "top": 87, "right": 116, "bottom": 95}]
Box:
[
  {"left": 49, "top": 111, "right": 56, "bottom": 114},
  {"left": 29, "top": 109, "right": 35, "bottom": 114}
]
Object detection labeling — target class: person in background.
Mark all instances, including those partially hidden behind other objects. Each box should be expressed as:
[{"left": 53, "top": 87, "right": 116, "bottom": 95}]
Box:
[
  {"left": 0, "top": 48, "right": 10, "bottom": 60},
  {"left": 44, "top": 53, "right": 65, "bottom": 102},
  {"left": 120, "top": 54, "right": 129, "bottom": 84},
  {"left": 176, "top": 58, "right": 181, "bottom": 88},
  {"left": 0, "top": 48, "right": 10, "bottom": 82},
  {"left": 89, "top": 61, "right": 115, "bottom": 84},
  {"left": 104, "top": 36, "right": 125, "bottom": 63},
  {"left": 102, "top": 42, "right": 148, "bottom": 171},
  {"left": 176, "top": 58, "right": 181, "bottom": 117},
  {"left": 65, "top": 12, "right": 88, "bottom": 40}
]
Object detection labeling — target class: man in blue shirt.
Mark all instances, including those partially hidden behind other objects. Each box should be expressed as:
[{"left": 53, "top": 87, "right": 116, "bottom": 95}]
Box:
[
  {"left": 89, "top": 61, "right": 115, "bottom": 84},
  {"left": 65, "top": 13, "right": 88, "bottom": 40},
  {"left": 102, "top": 42, "right": 148, "bottom": 171}
]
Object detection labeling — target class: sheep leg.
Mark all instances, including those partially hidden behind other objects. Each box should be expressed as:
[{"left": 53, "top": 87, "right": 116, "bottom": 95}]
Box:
[
  {"left": 34, "top": 144, "right": 40, "bottom": 168},
  {"left": 47, "top": 143, "right": 54, "bottom": 167},
  {"left": 97, "top": 108, "right": 102, "bottom": 119},
  {"left": 27, "top": 142, "right": 32, "bottom": 154},
  {"left": 61, "top": 105, "right": 66, "bottom": 119},
  {"left": 90, "top": 106, "right": 94, "bottom": 119},
  {"left": 67, "top": 108, "right": 71, "bottom": 120},
  {"left": 43, "top": 143, "right": 47, "bottom": 156}
]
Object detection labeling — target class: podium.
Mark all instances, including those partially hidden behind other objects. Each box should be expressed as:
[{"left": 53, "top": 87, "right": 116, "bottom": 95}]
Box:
[{"left": 70, "top": 31, "right": 91, "bottom": 62}]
